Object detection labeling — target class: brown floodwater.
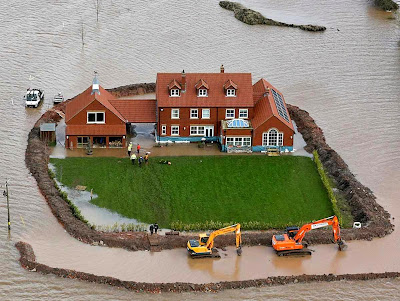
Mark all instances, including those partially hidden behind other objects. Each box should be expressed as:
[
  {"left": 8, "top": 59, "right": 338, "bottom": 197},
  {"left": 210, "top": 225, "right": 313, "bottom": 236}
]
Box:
[{"left": 1, "top": 0, "right": 400, "bottom": 299}]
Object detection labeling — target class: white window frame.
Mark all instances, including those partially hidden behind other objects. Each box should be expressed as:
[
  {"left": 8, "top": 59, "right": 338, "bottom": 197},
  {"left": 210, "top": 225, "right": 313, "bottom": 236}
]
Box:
[
  {"left": 225, "top": 109, "right": 235, "bottom": 119},
  {"left": 262, "top": 129, "right": 282, "bottom": 146},
  {"left": 87, "top": 111, "right": 105, "bottom": 124},
  {"left": 161, "top": 125, "right": 166, "bottom": 135},
  {"left": 190, "top": 125, "right": 205, "bottom": 136},
  {"left": 171, "top": 125, "right": 179, "bottom": 136},
  {"left": 226, "top": 136, "right": 251, "bottom": 146},
  {"left": 170, "top": 89, "right": 180, "bottom": 97},
  {"left": 226, "top": 89, "right": 236, "bottom": 97},
  {"left": 171, "top": 109, "right": 180, "bottom": 119},
  {"left": 239, "top": 109, "right": 248, "bottom": 119},
  {"left": 278, "top": 132, "right": 284, "bottom": 146},
  {"left": 190, "top": 108, "right": 199, "bottom": 119},
  {"left": 202, "top": 108, "right": 210, "bottom": 119},
  {"left": 198, "top": 89, "right": 208, "bottom": 97}
]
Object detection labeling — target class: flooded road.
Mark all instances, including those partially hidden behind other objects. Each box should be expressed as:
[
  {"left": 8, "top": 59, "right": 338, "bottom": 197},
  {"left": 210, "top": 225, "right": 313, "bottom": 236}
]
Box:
[{"left": 0, "top": 0, "right": 400, "bottom": 299}]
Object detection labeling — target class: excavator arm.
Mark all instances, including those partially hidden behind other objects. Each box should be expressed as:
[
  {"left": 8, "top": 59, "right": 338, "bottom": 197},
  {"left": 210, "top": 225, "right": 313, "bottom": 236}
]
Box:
[
  {"left": 206, "top": 224, "right": 242, "bottom": 255},
  {"left": 293, "top": 215, "right": 347, "bottom": 250}
]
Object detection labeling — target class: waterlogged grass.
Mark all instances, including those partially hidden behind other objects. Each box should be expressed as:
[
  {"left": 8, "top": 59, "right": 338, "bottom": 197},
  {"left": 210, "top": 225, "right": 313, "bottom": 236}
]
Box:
[{"left": 50, "top": 156, "right": 333, "bottom": 229}]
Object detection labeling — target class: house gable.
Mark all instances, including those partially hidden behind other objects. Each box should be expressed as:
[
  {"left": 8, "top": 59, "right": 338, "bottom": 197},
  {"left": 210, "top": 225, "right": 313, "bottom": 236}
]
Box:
[{"left": 68, "top": 98, "right": 125, "bottom": 126}]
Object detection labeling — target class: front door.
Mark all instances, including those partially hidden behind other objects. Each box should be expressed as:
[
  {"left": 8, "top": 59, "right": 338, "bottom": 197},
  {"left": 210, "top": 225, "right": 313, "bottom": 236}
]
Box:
[{"left": 205, "top": 126, "right": 214, "bottom": 137}]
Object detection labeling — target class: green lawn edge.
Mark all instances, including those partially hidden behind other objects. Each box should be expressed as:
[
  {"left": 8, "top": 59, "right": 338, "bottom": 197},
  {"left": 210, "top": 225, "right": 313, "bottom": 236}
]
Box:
[{"left": 50, "top": 155, "right": 334, "bottom": 230}]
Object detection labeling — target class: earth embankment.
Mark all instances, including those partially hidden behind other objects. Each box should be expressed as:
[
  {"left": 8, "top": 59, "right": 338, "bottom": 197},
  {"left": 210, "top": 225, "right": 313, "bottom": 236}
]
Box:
[
  {"left": 24, "top": 83, "right": 393, "bottom": 254},
  {"left": 16, "top": 241, "right": 400, "bottom": 293},
  {"left": 219, "top": 1, "right": 326, "bottom": 32}
]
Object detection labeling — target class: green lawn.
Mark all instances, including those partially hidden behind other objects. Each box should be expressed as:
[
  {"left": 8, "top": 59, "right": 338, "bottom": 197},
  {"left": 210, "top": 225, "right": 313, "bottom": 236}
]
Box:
[{"left": 50, "top": 156, "right": 333, "bottom": 229}]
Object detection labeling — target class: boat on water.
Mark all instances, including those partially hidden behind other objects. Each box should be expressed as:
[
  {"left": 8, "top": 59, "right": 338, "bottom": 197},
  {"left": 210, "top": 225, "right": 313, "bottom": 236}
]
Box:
[
  {"left": 53, "top": 92, "right": 64, "bottom": 104},
  {"left": 24, "top": 88, "right": 44, "bottom": 108}
]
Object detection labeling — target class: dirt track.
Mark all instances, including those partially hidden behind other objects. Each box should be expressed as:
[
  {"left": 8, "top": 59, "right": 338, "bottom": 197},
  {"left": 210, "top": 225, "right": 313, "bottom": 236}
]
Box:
[{"left": 24, "top": 84, "right": 393, "bottom": 254}]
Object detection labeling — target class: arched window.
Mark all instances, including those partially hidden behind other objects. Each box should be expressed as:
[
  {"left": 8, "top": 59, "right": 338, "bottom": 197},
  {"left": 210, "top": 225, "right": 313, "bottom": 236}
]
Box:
[
  {"left": 268, "top": 129, "right": 277, "bottom": 145},
  {"left": 262, "top": 129, "right": 283, "bottom": 146}
]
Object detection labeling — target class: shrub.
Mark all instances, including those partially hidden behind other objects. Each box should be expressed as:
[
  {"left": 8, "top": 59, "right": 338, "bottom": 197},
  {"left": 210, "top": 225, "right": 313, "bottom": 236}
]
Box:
[{"left": 313, "top": 151, "right": 342, "bottom": 224}]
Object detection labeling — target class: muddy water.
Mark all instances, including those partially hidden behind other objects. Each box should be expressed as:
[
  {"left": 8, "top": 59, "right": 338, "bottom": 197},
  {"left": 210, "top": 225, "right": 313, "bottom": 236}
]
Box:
[{"left": 1, "top": 0, "right": 400, "bottom": 299}]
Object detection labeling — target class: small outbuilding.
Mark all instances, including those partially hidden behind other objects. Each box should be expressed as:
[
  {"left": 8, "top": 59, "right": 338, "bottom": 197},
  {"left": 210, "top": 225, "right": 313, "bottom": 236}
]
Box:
[{"left": 40, "top": 123, "right": 56, "bottom": 143}]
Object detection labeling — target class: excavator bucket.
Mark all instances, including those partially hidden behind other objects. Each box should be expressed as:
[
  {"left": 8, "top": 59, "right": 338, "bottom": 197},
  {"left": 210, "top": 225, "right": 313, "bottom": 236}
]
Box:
[
  {"left": 338, "top": 239, "right": 348, "bottom": 251},
  {"left": 236, "top": 247, "right": 242, "bottom": 256}
]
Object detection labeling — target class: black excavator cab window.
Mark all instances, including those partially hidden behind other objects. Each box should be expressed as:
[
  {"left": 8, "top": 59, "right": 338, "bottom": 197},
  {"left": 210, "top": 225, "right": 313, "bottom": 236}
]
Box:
[
  {"left": 285, "top": 226, "right": 299, "bottom": 239},
  {"left": 200, "top": 236, "right": 209, "bottom": 244},
  {"left": 275, "top": 235, "right": 285, "bottom": 241}
]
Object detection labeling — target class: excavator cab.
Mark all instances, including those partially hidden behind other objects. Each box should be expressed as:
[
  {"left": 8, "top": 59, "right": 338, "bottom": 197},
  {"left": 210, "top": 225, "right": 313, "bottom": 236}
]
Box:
[
  {"left": 285, "top": 226, "right": 299, "bottom": 239},
  {"left": 199, "top": 234, "right": 210, "bottom": 245}
]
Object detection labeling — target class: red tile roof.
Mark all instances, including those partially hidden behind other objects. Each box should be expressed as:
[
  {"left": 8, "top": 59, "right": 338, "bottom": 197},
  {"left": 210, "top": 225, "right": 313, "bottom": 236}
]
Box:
[
  {"left": 195, "top": 79, "right": 209, "bottom": 90},
  {"left": 168, "top": 79, "right": 181, "bottom": 90},
  {"left": 66, "top": 86, "right": 126, "bottom": 123},
  {"left": 223, "top": 79, "right": 238, "bottom": 90},
  {"left": 109, "top": 99, "right": 157, "bottom": 123},
  {"left": 66, "top": 124, "right": 126, "bottom": 136},
  {"left": 252, "top": 79, "right": 294, "bottom": 132},
  {"left": 156, "top": 73, "right": 253, "bottom": 108}
]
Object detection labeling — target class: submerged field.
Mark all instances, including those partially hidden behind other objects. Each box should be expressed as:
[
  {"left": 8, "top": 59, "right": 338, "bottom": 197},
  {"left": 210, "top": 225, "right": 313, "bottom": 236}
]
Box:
[{"left": 50, "top": 156, "right": 333, "bottom": 229}]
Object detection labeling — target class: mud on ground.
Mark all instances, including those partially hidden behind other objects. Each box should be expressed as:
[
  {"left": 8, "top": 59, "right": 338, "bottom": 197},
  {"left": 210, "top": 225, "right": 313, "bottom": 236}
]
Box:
[{"left": 24, "top": 84, "right": 393, "bottom": 254}]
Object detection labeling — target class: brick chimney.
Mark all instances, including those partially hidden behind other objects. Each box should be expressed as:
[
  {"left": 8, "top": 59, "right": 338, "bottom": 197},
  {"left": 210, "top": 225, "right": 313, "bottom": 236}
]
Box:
[
  {"left": 181, "top": 70, "right": 186, "bottom": 92},
  {"left": 220, "top": 64, "right": 225, "bottom": 73}
]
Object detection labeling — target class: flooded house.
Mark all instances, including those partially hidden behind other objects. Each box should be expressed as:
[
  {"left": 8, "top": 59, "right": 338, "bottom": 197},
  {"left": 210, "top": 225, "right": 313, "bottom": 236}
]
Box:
[
  {"left": 66, "top": 68, "right": 294, "bottom": 152},
  {"left": 65, "top": 75, "right": 156, "bottom": 149},
  {"left": 156, "top": 66, "right": 295, "bottom": 152}
]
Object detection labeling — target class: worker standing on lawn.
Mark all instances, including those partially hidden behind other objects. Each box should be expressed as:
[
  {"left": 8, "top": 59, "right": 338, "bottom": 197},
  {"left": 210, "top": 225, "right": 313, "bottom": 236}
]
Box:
[
  {"left": 137, "top": 143, "right": 141, "bottom": 154},
  {"left": 130, "top": 153, "right": 137, "bottom": 165},
  {"left": 138, "top": 156, "right": 144, "bottom": 167},
  {"left": 127, "top": 142, "right": 133, "bottom": 157},
  {"left": 144, "top": 152, "right": 149, "bottom": 164}
]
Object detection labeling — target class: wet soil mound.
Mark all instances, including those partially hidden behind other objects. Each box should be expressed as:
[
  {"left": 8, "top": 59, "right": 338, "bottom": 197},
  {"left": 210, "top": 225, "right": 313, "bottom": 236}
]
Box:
[
  {"left": 219, "top": 1, "right": 326, "bottom": 32},
  {"left": 25, "top": 83, "right": 392, "bottom": 255},
  {"left": 16, "top": 241, "right": 400, "bottom": 293},
  {"left": 374, "top": 0, "right": 398, "bottom": 11},
  {"left": 287, "top": 104, "right": 393, "bottom": 237}
]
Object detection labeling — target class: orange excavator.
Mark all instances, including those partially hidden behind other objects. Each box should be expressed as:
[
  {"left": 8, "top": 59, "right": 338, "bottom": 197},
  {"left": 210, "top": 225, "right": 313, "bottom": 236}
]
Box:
[
  {"left": 272, "top": 215, "right": 347, "bottom": 256},
  {"left": 187, "top": 224, "right": 242, "bottom": 258}
]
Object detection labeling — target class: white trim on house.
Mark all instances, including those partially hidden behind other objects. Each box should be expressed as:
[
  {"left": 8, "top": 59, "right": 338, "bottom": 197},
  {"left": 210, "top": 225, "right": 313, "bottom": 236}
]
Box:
[
  {"left": 161, "top": 125, "right": 167, "bottom": 135},
  {"left": 262, "top": 128, "right": 283, "bottom": 146},
  {"left": 171, "top": 125, "right": 179, "bottom": 136},
  {"left": 171, "top": 108, "right": 180, "bottom": 119},
  {"left": 226, "top": 136, "right": 251, "bottom": 146},
  {"left": 87, "top": 111, "right": 105, "bottom": 124},
  {"left": 202, "top": 108, "right": 210, "bottom": 119},
  {"left": 198, "top": 89, "right": 208, "bottom": 97},
  {"left": 226, "top": 89, "right": 236, "bottom": 97},
  {"left": 190, "top": 108, "right": 199, "bottom": 119},
  {"left": 225, "top": 108, "right": 235, "bottom": 119},
  {"left": 190, "top": 125, "right": 205, "bottom": 136},
  {"left": 239, "top": 109, "right": 248, "bottom": 119},
  {"left": 170, "top": 89, "right": 180, "bottom": 97}
]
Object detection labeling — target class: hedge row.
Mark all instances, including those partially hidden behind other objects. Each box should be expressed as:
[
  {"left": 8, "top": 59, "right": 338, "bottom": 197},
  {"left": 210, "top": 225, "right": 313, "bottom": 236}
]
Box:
[
  {"left": 313, "top": 151, "right": 342, "bottom": 224},
  {"left": 170, "top": 220, "right": 307, "bottom": 231}
]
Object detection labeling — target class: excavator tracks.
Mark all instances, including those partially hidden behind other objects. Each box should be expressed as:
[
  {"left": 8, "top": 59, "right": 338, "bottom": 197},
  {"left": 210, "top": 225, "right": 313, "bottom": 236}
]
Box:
[{"left": 276, "top": 249, "right": 313, "bottom": 256}]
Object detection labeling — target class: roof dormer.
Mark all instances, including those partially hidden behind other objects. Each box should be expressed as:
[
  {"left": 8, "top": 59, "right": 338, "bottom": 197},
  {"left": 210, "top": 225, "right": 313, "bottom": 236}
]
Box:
[
  {"left": 168, "top": 79, "right": 181, "bottom": 97},
  {"left": 224, "top": 79, "right": 237, "bottom": 97},
  {"left": 195, "top": 79, "right": 209, "bottom": 97}
]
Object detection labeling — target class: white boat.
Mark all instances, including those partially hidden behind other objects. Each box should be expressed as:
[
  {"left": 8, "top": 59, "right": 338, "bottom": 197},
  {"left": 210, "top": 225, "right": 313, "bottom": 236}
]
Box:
[
  {"left": 53, "top": 92, "right": 64, "bottom": 104},
  {"left": 24, "top": 88, "right": 44, "bottom": 108}
]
